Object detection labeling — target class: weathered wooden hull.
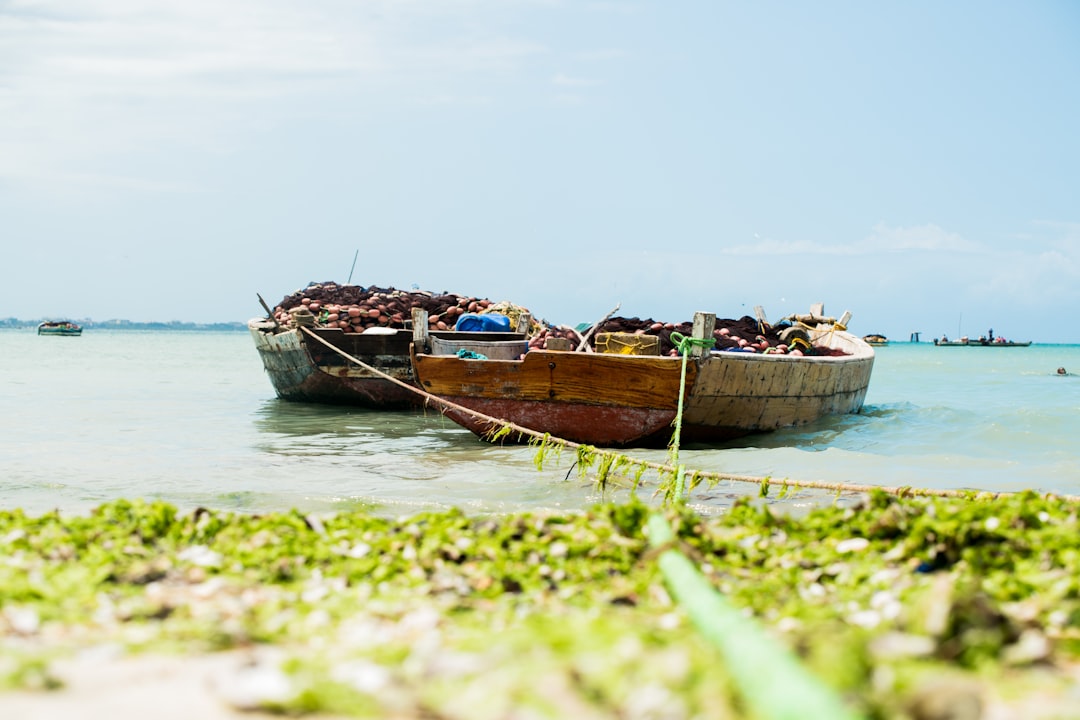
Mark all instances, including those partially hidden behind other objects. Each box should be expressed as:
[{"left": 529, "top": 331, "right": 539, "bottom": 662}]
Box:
[
  {"left": 680, "top": 328, "right": 874, "bottom": 441},
  {"left": 248, "top": 320, "right": 528, "bottom": 408},
  {"left": 412, "top": 350, "right": 696, "bottom": 447},
  {"left": 249, "top": 321, "right": 417, "bottom": 407},
  {"left": 412, "top": 329, "right": 875, "bottom": 447}
]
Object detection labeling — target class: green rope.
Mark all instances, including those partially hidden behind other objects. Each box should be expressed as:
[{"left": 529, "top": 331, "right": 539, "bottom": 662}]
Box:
[
  {"left": 666, "top": 332, "right": 714, "bottom": 500},
  {"left": 647, "top": 514, "right": 864, "bottom": 720}
]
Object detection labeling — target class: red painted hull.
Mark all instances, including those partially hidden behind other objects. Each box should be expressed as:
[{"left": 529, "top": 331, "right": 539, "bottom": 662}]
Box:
[
  {"left": 437, "top": 397, "right": 679, "bottom": 448},
  {"left": 412, "top": 349, "right": 695, "bottom": 447}
]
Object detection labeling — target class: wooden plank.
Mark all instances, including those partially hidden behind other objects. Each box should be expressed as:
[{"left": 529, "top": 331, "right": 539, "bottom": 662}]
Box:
[
  {"left": 412, "top": 308, "right": 429, "bottom": 352},
  {"left": 683, "top": 346, "right": 874, "bottom": 437},
  {"left": 691, "top": 312, "right": 716, "bottom": 358},
  {"left": 414, "top": 351, "right": 694, "bottom": 409}
]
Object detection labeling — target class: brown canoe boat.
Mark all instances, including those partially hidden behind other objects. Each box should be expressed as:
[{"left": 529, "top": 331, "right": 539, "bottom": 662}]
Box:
[{"left": 412, "top": 312, "right": 875, "bottom": 447}]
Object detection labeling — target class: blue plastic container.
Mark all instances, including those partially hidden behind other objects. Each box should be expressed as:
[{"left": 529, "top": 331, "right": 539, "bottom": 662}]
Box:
[{"left": 454, "top": 313, "right": 512, "bottom": 332}]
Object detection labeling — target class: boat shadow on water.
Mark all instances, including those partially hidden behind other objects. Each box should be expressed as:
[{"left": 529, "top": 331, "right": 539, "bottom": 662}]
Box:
[
  {"left": 251, "top": 400, "right": 473, "bottom": 451},
  {"left": 679, "top": 408, "right": 880, "bottom": 452}
]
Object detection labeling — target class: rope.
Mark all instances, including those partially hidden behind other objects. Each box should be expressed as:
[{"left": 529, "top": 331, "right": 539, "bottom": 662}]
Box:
[
  {"left": 668, "top": 331, "right": 717, "bottom": 355},
  {"left": 300, "top": 327, "right": 519, "bottom": 429},
  {"left": 667, "top": 332, "right": 716, "bottom": 501},
  {"left": 298, "top": 327, "right": 1080, "bottom": 504},
  {"left": 302, "top": 327, "right": 1065, "bottom": 720}
]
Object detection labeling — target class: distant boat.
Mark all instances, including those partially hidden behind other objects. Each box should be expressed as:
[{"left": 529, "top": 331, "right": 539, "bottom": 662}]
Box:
[
  {"left": 37, "top": 321, "right": 82, "bottom": 336},
  {"left": 933, "top": 336, "right": 1030, "bottom": 347},
  {"left": 862, "top": 334, "right": 888, "bottom": 346}
]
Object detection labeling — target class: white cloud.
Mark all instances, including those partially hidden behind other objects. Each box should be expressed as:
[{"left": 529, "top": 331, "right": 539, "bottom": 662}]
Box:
[
  {"left": 0, "top": 0, "right": 557, "bottom": 189},
  {"left": 1, "top": 2, "right": 372, "bottom": 95},
  {"left": 862, "top": 222, "right": 981, "bottom": 253},
  {"left": 0, "top": 1, "right": 373, "bottom": 188},
  {"left": 718, "top": 222, "right": 982, "bottom": 257},
  {"left": 972, "top": 222, "right": 1080, "bottom": 305}
]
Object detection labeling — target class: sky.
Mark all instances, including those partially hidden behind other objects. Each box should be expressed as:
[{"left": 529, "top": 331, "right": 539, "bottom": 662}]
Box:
[{"left": 3, "top": 1, "right": 1079, "bottom": 342}]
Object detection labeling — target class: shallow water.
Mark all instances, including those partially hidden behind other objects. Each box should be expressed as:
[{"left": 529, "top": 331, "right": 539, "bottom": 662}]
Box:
[{"left": 2, "top": 329, "right": 1077, "bottom": 516}]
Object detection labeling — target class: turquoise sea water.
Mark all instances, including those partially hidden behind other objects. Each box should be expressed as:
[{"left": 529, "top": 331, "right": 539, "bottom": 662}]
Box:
[{"left": 2, "top": 329, "right": 1078, "bottom": 516}]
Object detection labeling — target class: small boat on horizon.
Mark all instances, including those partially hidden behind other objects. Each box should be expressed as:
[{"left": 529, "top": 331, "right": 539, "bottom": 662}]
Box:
[
  {"left": 933, "top": 335, "right": 1031, "bottom": 347},
  {"left": 37, "top": 321, "right": 83, "bottom": 336},
  {"left": 862, "top": 334, "right": 888, "bottom": 346}
]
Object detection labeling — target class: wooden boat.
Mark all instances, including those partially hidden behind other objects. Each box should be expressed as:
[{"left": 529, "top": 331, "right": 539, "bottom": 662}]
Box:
[
  {"left": 862, "top": 334, "right": 888, "bottom": 346},
  {"left": 412, "top": 312, "right": 875, "bottom": 447},
  {"left": 249, "top": 317, "right": 527, "bottom": 408},
  {"left": 37, "top": 321, "right": 82, "bottom": 336}
]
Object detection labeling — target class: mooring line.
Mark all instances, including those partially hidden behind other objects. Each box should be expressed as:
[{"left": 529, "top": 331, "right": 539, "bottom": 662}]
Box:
[
  {"left": 301, "top": 326, "right": 1067, "bottom": 717},
  {"left": 299, "top": 327, "right": 1080, "bottom": 504}
]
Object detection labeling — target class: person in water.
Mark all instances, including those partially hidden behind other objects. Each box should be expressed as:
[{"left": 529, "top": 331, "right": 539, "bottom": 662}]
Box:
[{"left": 1057, "top": 367, "right": 1068, "bottom": 375}]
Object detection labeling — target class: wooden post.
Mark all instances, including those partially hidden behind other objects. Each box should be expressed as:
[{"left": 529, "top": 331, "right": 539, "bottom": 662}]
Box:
[
  {"left": 412, "top": 308, "right": 430, "bottom": 353},
  {"left": 691, "top": 311, "right": 716, "bottom": 358},
  {"left": 838, "top": 310, "right": 852, "bottom": 329},
  {"left": 516, "top": 312, "right": 531, "bottom": 334},
  {"left": 754, "top": 305, "right": 768, "bottom": 334}
]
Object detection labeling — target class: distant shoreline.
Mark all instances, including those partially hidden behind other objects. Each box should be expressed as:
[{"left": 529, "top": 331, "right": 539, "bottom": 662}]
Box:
[{"left": 0, "top": 319, "right": 247, "bottom": 331}]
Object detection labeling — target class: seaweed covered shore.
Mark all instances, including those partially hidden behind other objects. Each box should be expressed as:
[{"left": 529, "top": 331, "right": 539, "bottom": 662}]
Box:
[{"left": 2, "top": 492, "right": 1079, "bottom": 718}]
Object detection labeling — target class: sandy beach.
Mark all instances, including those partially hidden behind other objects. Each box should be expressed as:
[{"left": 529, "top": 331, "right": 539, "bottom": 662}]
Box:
[{"left": 0, "top": 650, "right": 359, "bottom": 720}]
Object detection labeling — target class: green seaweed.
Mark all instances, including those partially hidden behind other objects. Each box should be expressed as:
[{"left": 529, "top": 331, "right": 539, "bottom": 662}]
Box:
[{"left": 1, "top": 493, "right": 1078, "bottom": 717}]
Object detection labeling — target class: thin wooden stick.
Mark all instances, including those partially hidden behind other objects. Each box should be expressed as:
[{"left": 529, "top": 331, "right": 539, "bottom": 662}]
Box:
[
  {"left": 256, "top": 293, "right": 281, "bottom": 329},
  {"left": 575, "top": 302, "right": 621, "bottom": 353}
]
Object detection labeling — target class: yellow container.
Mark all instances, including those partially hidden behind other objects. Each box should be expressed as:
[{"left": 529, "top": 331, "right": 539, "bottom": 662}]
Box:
[{"left": 595, "top": 332, "right": 660, "bottom": 356}]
